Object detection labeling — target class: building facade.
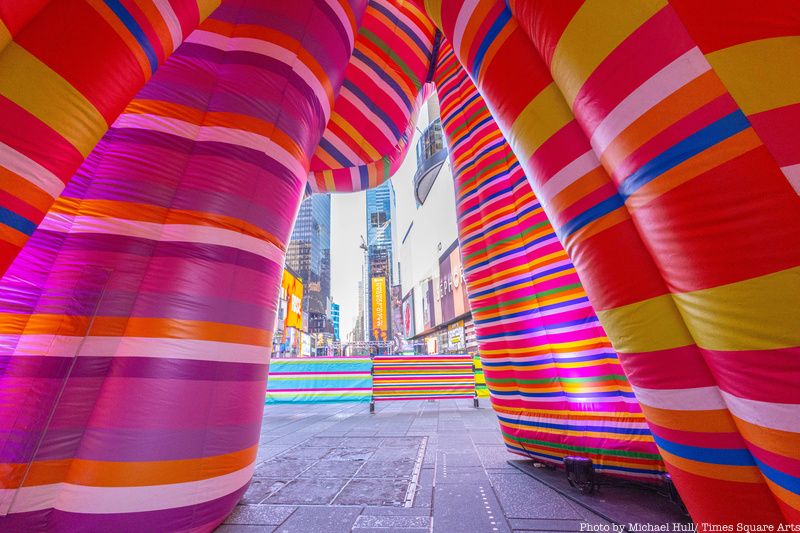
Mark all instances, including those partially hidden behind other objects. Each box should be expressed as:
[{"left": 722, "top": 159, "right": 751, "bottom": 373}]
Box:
[
  {"left": 395, "top": 94, "right": 477, "bottom": 355},
  {"left": 286, "top": 194, "right": 332, "bottom": 336},
  {"left": 365, "top": 181, "right": 394, "bottom": 344}
]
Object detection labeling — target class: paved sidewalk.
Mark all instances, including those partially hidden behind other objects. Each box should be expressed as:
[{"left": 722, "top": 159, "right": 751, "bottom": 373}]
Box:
[{"left": 217, "top": 400, "right": 611, "bottom": 532}]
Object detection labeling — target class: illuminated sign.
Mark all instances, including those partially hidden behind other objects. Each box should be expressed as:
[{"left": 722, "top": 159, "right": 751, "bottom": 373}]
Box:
[
  {"left": 371, "top": 276, "right": 387, "bottom": 342},
  {"left": 281, "top": 269, "right": 303, "bottom": 330}
]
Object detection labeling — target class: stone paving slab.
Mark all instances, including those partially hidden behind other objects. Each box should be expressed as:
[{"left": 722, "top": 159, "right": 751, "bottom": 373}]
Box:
[
  {"left": 333, "top": 478, "right": 409, "bottom": 506},
  {"left": 432, "top": 482, "right": 511, "bottom": 533},
  {"left": 215, "top": 401, "right": 622, "bottom": 532},
  {"left": 274, "top": 507, "right": 361, "bottom": 533},
  {"left": 222, "top": 505, "right": 295, "bottom": 526},
  {"left": 266, "top": 478, "right": 348, "bottom": 505},
  {"left": 352, "top": 514, "right": 431, "bottom": 529}
]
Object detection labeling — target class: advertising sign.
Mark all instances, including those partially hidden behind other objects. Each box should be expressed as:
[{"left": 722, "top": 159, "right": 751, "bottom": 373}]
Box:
[
  {"left": 402, "top": 292, "right": 415, "bottom": 339},
  {"left": 448, "top": 320, "right": 465, "bottom": 352},
  {"left": 281, "top": 269, "right": 303, "bottom": 330},
  {"left": 371, "top": 276, "right": 387, "bottom": 342},
  {"left": 438, "top": 241, "right": 469, "bottom": 324}
]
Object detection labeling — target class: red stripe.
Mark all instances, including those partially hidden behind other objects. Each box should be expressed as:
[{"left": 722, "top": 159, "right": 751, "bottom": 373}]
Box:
[{"left": 16, "top": 0, "right": 145, "bottom": 122}]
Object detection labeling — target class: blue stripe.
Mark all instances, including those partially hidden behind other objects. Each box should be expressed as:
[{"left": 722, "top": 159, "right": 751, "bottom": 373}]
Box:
[
  {"left": 652, "top": 434, "right": 755, "bottom": 466},
  {"left": 474, "top": 295, "right": 592, "bottom": 326},
  {"left": 103, "top": 0, "right": 159, "bottom": 74},
  {"left": 469, "top": 261, "right": 573, "bottom": 298},
  {"left": 497, "top": 415, "right": 651, "bottom": 436},
  {"left": 560, "top": 194, "right": 625, "bottom": 239},
  {"left": 0, "top": 207, "right": 36, "bottom": 236},
  {"left": 754, "top": 457, "right": 800, "bottom": 495},
  {"left": 343, "top": 79, "right": 401, "bottom": 138},
  {"left": 482, "top": 351, "right": 617, "bottom": 367},
  {"left": 353, "top": 49, "right": 411, "bottom": 112},
  {"left": 472, "top": 7, "right": 511, "bottom": 79},
  {"left": 619, "top": 110, "right": 751, "bottom": 199},
  {"left": 317, "top": 137, "right": 353, "bottom": 167}
]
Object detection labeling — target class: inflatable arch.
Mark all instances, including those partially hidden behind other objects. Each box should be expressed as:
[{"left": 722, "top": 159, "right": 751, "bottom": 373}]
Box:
[{"left": 0, "top": 0, "right": 797, "bottom": 529}]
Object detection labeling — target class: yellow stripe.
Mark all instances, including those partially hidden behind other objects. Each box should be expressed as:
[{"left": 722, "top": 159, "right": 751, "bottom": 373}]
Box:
[
  {"left": 197, "top": 0, "right": 221, "bottom": 21},
  {"left": 330, "top": 112, "right": 381, "bottom": 161},
  {"left": 423, "top": 0, "right": 443, "bottom": 30},
  {"left": 597, "top": 293, "right": 693, "bottom": 353},
  {"left": 707, "top": 36, "right": 800, "bottom": 115},
  {"left": 509, "top": 83, "right": 572, "bottom": 162},
  {"left": 0, "top": 19, "right": 10, "bottom": 51},
  {"left": 674, "top": 265, "right": 800, "bottom": 351},
  {"left": 551, "top": 0, "right": 666, "bottom": 106},
  {"left": 0, "top": 43, "right": 107, "bottom": 157}
]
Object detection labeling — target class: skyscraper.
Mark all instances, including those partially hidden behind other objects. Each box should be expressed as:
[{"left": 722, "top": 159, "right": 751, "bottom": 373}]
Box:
[
  {"left": 365, "top": 181, "right": 394, "bottom": 343},
  {"left": 286, "top": 194, "right": 332, "bottom": 335}
]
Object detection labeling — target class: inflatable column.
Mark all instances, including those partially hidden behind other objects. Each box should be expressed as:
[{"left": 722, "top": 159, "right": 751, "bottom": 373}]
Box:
[
  {"left": 422, "top": 0, "right": 791, "bottom": 524},
  {"left": 508, "top": 0, "right": 800, "bottom": 521},
  {"left": 0, "top": 0, "right": 364, "bottom": 530},
  {"left": 433, "top": 42, "right": 664, "bottom": 480},
  {"left": 0, "top": 0, "right": 219, "bottom": 274}
]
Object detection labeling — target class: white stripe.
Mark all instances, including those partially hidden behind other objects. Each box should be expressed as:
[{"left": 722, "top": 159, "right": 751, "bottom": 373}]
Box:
[
  {"left": 2, "top": 336, "right": 269, "bottom": 362},
  {"left": 39, "top": 215, "right": 284, "bottom": 265},
  {"left": 0, "top": 142, "right": 64, "bottom": 199},
  {"left": 782, "top": 163, "right": 800, "bottom": 195},
  {"left": 631, "top": 385, "right": 727, "bottom": 411},
  {"left": 152, "top": 0, "right": 184, "bottom": 53},
  {"left": 591, "top": 47, "right": 711, "bottom": 155},
  {"left": 537, "top": 150, "right": 600, "bottom": 201},
  {"left": 452, "top": 0, "right": 480, "bottom": 60},
  {"left": 340, "top": 85, "right": 398, "bottom": 145},
  {"left": 115, "top": 113, "right": 307, "bottom": 179},
  {"left": 5, "top": 463, "right": 254, "bottom": 514},
  {"left": 721, "top": 391, "right": 800, "bottom": 433},
  {"left": 185, "top": 31, "right": 331, "bottom": 121},
  {"left": 323, "top": 0, "right": 355, "bottom": 50}
]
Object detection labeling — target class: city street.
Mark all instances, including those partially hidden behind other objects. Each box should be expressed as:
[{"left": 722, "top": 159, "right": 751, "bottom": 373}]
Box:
[{"left": 216, "top": 400, "right": 612, "bottom": 532}]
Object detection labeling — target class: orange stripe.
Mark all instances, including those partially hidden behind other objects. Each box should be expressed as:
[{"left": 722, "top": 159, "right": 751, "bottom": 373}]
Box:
[
  {"left": 601, "top": 71, "right": 727, "bottom": 169},
  {"left": 86, "top": 0, "right": 151, "bottom": 79},
  {"left": 660, "top": 449, "right": 765, "bottom": 483},
  {"left": 3, "top": 445, "right": 256, "bottom": 488},
  {"left": 50, "top": 199, "right": 287, "bottom": 251},
  {"left": 133, "top": 0, "right": 174, "bottom": 58},
  {"left": 639, "top": 405, "right": 739, "bottom": 433},
  {"left": 0, "top": 315, "right": 272, "bottom": 345}
]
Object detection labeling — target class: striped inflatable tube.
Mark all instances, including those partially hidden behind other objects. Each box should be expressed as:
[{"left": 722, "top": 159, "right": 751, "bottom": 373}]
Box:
[
  {"left": 308, "top": 0, "right": 436, "bottom": 193},
  {"left": 0, "top": 0, "right": 364, "bottom": 529},
  {"left": 0, "top": 0, "right": 219, "bottom": 275},
  {"left": 372, "top": 354, "right": 475, "bottom": 401},
  {"left": 423, "top": 0, "right": 800, "bottom": 523},
  {"left": 266, "top": 358, "right": 372, "bottom": 404},
  {"left": 433, "top": 41, "right": 663, "bottom": 481}
]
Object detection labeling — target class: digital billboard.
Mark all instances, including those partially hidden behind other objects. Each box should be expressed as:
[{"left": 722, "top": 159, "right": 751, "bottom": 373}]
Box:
[
  {"left": 371, "top": 276, "right": 387, "bottom": 342},
  {"left": 281, "top": 269, "right": 303, "bottom": 330}
]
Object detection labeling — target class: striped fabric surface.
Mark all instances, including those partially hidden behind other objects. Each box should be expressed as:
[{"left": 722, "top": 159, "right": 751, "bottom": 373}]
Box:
[
  {"left": 0, "top": 0, "right": 219, "bottom": 275},
  {"left": 0, "top": 0, "right": 364, "bottom": 530},
  {"left": 434, "top": 42, "right": 662, "bottom": 481},
  {"left": 472, "top": 355, "right": 488, "bottom": 398},
  {"left": 266, "top": 358, "right": 372, "bottom": 404},
  {"left": 372, "top": 354, "right": 475, "bottom": 401},
  {"left": 425, "top": 0, "right": 800, "bottom": 524},
  {"left": 307, "top": 0, "right": 436, "bottom": 193}
]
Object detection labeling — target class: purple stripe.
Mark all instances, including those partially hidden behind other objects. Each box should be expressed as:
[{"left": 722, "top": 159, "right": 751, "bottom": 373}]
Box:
[{"left": 0, "top": 356, "right": 267, "bottom": 380}]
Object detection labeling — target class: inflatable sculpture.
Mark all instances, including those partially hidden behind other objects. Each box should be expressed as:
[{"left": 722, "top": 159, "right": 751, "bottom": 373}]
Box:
[{"left": 0, "top": 0, "right": 797, "bottom": 529}]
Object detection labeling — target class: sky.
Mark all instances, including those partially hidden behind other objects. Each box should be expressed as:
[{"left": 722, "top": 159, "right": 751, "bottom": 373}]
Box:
[{"left": 329, "top": 102, "right": 430, "bottom": 338}]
